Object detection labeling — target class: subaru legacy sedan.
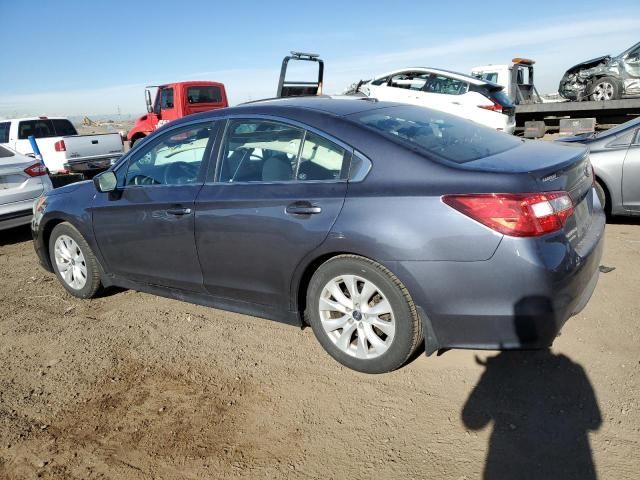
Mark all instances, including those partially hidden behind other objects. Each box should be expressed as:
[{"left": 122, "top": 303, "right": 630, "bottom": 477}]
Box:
[{"left": 32, "top": 98, "right": 604, "bottom": 373}]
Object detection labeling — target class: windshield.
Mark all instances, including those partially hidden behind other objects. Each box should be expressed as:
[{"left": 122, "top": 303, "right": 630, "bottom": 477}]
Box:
[{"left": 350, "top": 105, "right": 521, "bottom": 163}]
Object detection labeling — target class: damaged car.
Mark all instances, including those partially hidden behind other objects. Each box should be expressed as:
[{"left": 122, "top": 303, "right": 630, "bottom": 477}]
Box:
[{"left": 559, "top": 41, "right": 640, "bottom": 101}]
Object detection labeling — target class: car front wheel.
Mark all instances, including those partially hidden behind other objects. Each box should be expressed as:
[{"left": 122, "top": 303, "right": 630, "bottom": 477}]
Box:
[
  {"left": 306, "top": 255, "right": 423, "bottom": 373},
  {"left": 591, "top": 77, "right": 621, "bottom": 101},
  {"left": 49, "top": 222, "right": 102, "bottom": 298}
]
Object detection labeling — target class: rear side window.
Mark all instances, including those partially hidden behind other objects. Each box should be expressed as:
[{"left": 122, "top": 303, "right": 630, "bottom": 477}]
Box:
[
  {"left": 218, "top": 120, "right": 349, "bottom": 183},
  {"left": 219, "top": 120, "right": 304, "bottom": 183},
  {"left": 606, "top": 130, "right": 636, "bottom": 148},
  {"left": 0, "top": 122, "right": 10, "bottom": 143},
  {"left": 52, "top": 119, "right": 77, "bottom": 136},
  {"left": 423, "top": 75, "right": 467, "bottom": 95},
  {"left": 187, "top": 86, "right": 222, "bottom": 104},
  {"left": 351, "top": 105, "right": 521, "bottom": 164}
]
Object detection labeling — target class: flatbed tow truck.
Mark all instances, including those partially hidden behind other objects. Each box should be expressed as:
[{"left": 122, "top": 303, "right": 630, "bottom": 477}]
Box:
[{"left": 472, "top": 58, "right": 640, "bottom": 136}]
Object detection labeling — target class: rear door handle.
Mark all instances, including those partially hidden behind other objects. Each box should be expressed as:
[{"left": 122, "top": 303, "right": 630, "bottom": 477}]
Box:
[
  {"left": 286, "top": 202, "right": 322, "bottom": 215},
  {"left": 166, "top": 207, "right": 192, "bottom": 216}
]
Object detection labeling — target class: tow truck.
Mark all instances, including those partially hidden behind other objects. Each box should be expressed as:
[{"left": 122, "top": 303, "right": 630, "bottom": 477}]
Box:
[
  {"left": 127, "top": 81, "right": 228, "bottom": 146},
  {"left": 472, "top": 58, "right": 640, "bottom": 137}
]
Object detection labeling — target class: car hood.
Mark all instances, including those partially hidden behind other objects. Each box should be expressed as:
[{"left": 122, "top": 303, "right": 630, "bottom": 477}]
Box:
[
  {"left": 46, "top": 180, "right": 93, "bottom": 197},
  {"left": 564, "top": 55, "right": 611, "bottom": 74}
]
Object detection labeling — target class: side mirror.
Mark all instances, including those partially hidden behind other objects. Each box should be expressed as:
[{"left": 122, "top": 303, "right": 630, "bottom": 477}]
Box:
[
  {"left": 93, "top": 171, "right": 118, "bottom": 193},
  {"left": 145, "top": 89, "right": 153, "bottom": 114}
]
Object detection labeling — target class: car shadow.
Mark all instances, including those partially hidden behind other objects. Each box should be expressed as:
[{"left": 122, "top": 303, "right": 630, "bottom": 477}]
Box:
[
  {"left": 461, "top": 300, "right": 602, "bottom": 480},
  {"left": 0, "top": 225, "right": 32, "bottom": 246},
  {"left": 607, "top": 216, "right": 640, "bottom": 226}
]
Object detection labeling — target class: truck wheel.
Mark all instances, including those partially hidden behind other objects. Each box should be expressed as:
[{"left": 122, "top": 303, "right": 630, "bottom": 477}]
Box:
[
  {"left": 130, "top": 135, "right": 145, "bottom": 148},
  {"left": 591, "top": 77, "right": 621, "bottom": 101}
]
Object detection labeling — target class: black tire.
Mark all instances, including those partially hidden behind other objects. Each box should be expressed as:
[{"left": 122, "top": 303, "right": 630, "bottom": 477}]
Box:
[
  {"left": 305, "top": 255, "right": 423, "bottom": 374},
  {"left": 594, "top": 180, "right": 611, "bottom": 218},
  {"left": 590, "top": 76, "right": 621, "bottom": 101},
  {"left": 49, "top": 222, "right": 102, "bottom": 299},
  {"left": 130, "top": 135, "right": 144, "bottom": 148}
]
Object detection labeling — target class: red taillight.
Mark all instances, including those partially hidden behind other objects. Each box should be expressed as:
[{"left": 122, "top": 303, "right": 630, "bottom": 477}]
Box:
[
  {"left": 442, "top": 192, "right": 575, "bottom": 237},
  {"left": 478, "top": 100, "right": 502, "bottom": 113},
  {"left": 54, "top": 140, "right": 66, "bottom": 152},
  {"left": 24, "top": 163, "right": 48, "bottom": 177}
]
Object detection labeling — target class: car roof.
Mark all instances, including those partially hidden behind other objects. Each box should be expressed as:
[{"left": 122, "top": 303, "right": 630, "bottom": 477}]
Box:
[
  {"left": 183, "top": 97, "right": 405, "bottom": 122},
  {"left": 373, "top": 67, "right": 492, "bottom": 86}
]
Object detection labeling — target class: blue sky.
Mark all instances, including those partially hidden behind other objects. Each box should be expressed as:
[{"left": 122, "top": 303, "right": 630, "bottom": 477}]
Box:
[{"left": 1, "top": 0, "right": 639, "bottom": 117}]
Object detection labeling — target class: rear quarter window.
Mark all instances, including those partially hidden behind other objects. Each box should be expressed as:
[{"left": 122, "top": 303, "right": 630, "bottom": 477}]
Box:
[{"left": 351, "top": 105, "right": 521, "bottom": 164}]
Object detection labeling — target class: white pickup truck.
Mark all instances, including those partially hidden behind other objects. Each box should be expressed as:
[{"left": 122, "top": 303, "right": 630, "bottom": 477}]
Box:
[{"left": 0, "top": 117, "right": 123, "bottom": 175}]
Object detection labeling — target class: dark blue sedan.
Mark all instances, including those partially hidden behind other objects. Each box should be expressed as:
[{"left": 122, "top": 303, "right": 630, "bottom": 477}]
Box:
[{"left": 32, "top": 98, "right": 605, "bottom": 373}]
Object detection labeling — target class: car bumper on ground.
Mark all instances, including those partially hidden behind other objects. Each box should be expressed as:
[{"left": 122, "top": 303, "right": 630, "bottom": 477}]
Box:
[{"left": 392, "top": 208, "right": 605, "bottom": 353}]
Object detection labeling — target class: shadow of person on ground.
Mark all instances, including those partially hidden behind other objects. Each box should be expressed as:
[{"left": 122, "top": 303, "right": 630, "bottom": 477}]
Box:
[{"left": 462, "top": 299, "right": 602, "bottom": 480}]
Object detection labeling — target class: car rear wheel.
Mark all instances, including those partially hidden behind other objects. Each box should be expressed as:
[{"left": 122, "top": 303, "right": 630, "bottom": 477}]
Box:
[
  {"left": 49, "top": 222, "right": 102, "bottom": 298},
  {"left": 306, "top": 255, "right": 423, "bottom": 373},
  {"left": 591, "top": 77, "right": 621, "bottom": 101}
]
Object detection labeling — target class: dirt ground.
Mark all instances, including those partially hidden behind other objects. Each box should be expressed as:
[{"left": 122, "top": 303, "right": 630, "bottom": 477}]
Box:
[{"left": 0, "top": 220, "right": 638, "bottom": 480}]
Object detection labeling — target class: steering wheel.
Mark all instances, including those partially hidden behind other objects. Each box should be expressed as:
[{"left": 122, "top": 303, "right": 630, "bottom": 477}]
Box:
[{"left": 164, "top": 161, "right": 198, "bottom": 185}]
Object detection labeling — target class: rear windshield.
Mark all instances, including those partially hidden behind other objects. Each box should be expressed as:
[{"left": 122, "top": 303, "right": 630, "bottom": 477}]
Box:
[
  {"left": 350, "top": 105, "right": 521, "bottom": 163},
  {"left": 187, "top": 86, "right": 222, "bottom": 104},
  {"left": 17, "top": 119, "right": 78, "bottom": 140}
]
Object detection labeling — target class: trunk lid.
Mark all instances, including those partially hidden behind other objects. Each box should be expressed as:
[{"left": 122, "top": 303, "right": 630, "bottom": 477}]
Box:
[
  {"left": 0, "top": 146, "right": 44, "bottom": 203},
  {"left": 464, "top": 140, "right": 595, "bottom": 246}
]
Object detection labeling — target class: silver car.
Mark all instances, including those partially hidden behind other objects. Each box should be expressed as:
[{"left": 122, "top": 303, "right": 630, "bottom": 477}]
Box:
[
  {"left": 558, "top": 117, "right": 640, "bottom": 216},
  {"left": 0, "top": 145, "right": 53, "bottom": 231}
]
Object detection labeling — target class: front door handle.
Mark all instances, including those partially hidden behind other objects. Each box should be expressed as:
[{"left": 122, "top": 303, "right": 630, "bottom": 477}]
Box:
[
  {"left": 286, "top": 202, "right": 322, "bottom": 215},
  {"left": 166, "top": 207, "right": 192, "bottom": 216}
]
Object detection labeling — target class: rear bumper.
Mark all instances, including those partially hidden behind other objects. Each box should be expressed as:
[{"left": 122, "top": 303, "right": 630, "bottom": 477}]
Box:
[
  {"left": 393, "top": 208, "right": 605, "bottom": 352},
  {"left": 64, "top": 153, "right": 122, "bottom": 173},
  {"left": 0, "top": 208, "right": 32, "bottom": 231}
]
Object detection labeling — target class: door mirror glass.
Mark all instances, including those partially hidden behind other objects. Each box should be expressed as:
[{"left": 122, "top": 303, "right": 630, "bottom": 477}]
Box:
[
  {"left": 145, "top": 89, "right": 153, "bottom": 113},
  {"left": 94, "top": 171, "right": 117, "bottom": 193}
]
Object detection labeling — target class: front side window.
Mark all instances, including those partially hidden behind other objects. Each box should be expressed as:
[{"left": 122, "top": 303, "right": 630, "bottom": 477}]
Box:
[
  {"left": 0, "top": 122, "right": 10, "bottom": 143},
  {"left": 389, "top": 72, "right": 429, "bottom": 91},
  {"left": 187, "top": 86, "right": 222, "bottom": 104},
  {"left": 219, "top": 120, "right": 304, "bottom": 183},
  {"left": 125, "top": 123, "right": 213, "bottom": 186},
  {"left": 160, "top": 88, "right": 175, "bottom": 109}
]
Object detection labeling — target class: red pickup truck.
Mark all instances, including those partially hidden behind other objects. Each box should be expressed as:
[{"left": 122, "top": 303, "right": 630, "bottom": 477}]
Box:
[{"left": 127, "top": 81, "right": 228, "bottom": 146}]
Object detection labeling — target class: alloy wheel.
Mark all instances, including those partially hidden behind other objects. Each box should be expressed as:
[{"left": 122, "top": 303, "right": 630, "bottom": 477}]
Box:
[
  {"left": 54, "top": 235, "right": 88, "bottom": 290},
  {"left": 318, "top": 275, "right": 395, "bottom": 359},
  {"left": 592, "top": 81, "right": 615, "bottom": 101}
]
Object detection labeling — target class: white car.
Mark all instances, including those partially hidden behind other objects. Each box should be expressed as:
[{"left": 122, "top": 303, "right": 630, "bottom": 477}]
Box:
[
  {"left": 0, "top": 145, "right": 52, "bottom": 231},
  {"left": 359, "top": 68, "right": 516, "bottom": 133}
]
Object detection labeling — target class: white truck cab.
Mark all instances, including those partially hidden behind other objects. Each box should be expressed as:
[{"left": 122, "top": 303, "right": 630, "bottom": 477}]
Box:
[{"left": 471, "top": 58, "right": 542, "bottom": 105}]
